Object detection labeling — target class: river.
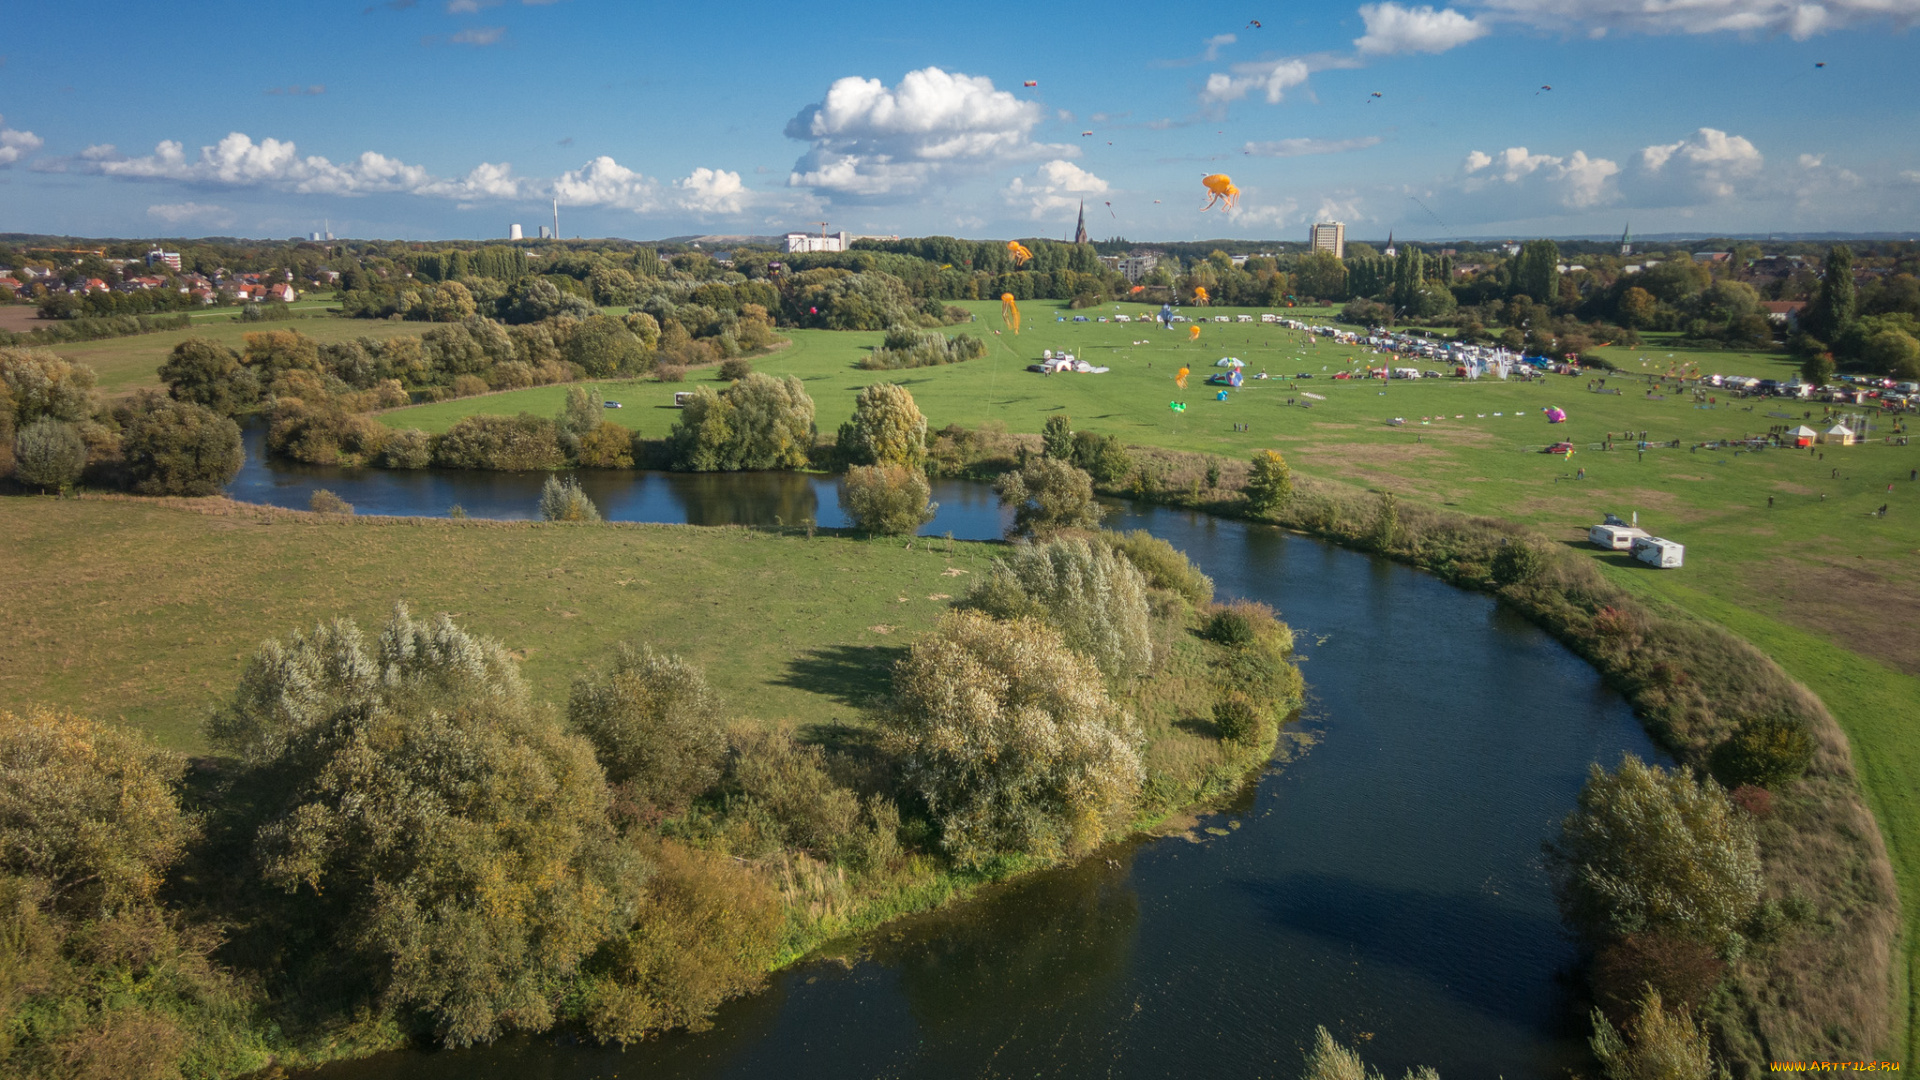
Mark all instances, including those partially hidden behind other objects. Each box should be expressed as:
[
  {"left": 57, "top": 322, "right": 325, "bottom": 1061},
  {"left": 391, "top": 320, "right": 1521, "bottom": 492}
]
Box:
[{"left": 231, "top": 434, "right": 1659, "bottom": 1080}]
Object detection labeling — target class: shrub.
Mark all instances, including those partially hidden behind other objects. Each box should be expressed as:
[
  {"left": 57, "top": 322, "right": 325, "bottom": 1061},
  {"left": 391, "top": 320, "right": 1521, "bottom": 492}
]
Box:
[
  {"left": 1042, "top": 414, "right": 1074, "bottom": 459},
  {"left": 1070, "top": 431, "right": 1134, "bottom": 485},
  {"left": 568, "top": 644, "right": 727, "bottom": 815},
  {"left": 378, "top": 427, "right": 433, "bottom": 469},
  {"left": 1589, "top": 932, "right": 1727, "bottom": 1029},
  {"left": 1208, "top": 607, "right": 1256, "bottom": 646},
  {"left": 718, "top": 357, "right": 753, "bottom": 381},
  {"left": 728, "top": 730, "right": 863, "bottom": 859},
  {"left": 1589, "top": 992, "right": 1721, "bottom": 1080},
  {"left": 840, "top": 464, "right": 937, "bottom": 536},
  {"left": 569, "top": 314, "right": 652, "bottom": 377},
  {"left": 577, "top": 840, "right": 783, "bottom": 1044},
  {"left": 967, "top": 537, "right": 1154, "bottom": 679},
  {"left": 539, "top": 475, "right": 601, "bottom": 521},
  {"left": 1213, "top": 694, "right": 1260, "bottom": 741},
  {"left": 1491, "top": 539, "right": 1548, "bottom": 587},
  {"left": 1545, "top": 755, "right": 1761, "bottom": 951},
  {"left": 435, "top": 412, "right": 566, "bottom": 470},
  {"left": 858, "top": 327, "right": 986, "bottom": 370},
  {"left": 994, "top": 457, "right": 1104, "bottom": 538},
  {"left": 120, "top": 399, "right": 244, "bottom": 496},
  {"left": 12, "top": 418, "right": 86, "bottom": 490},
  {"left": 209, "top": 605, "right": 632, "bottom": 1046},
  {"left": 836, "top": 382, "right": 927, "bottom": 469},
  {"left": 307, "top": 489, "right": 353, "bottom": 515},
  {"left": 1100, "top": 530, "right": 1214, "bottom": 607},
  {"left": 265, "top": 398, "right": 391, "bottom": 467},
  {"left": 577, "top": 421, "right": 636, "bottom": 468},
  {"left": 159, "top": 338, "right": 256, "bottom": 416},
  {"left": 669, "top": 373, "right": 815, "bottom": 472},
  {"left": 876, "top": 611, "right": 1142, "bottom": 866},
  {"left": 654, "top": 364, "right": 687, "bottom": 383},
  {"left": 0, "top": 348, "right": 97, "bottom": 424},
  {"left": 1244, "top": 450, "right": 1293, "bottom": 515},
  {"left": 1711, "top": 714, "right": 1815, "bottom": 790}
]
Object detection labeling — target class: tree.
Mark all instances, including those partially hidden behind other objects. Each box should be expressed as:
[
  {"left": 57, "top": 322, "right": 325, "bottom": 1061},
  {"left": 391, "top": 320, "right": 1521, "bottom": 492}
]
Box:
[
  {"left": 557, "top": 385, "right": 604, "bottom": 458},
  {"left": 1545, "top": 755, "right": 1761, "bottom": 951},
  {"left": 435, "top": 413, "right": 566, "bottom": 470},
  {"left": 576, "top": 422, "right": 636, "bottom": 468},
  {"left": 159, "top": 338, "right": 256, "bottom": 416},
  {"left": 0, "top": 707, "right": 189, "bottom": 914},
  {"left": 1042, "top": 414, "right": 1074, "bottom": 459},
  {"left": 568, "top": 644, "right": 728, "bottom": 814},
  {"left": 670, "top": 373, "right": 815, "bottom": 472},
  {"left": 876, "top": 611, "right": 1143, "bottom": 866},
  {"left": 1244, "top": 450, "right": 1292, "bottom": 515},
  {"left": 539, "top": 475, "right": 602, "bottom": 521},
  {"left": 427, "top": 280, "right": 477, "bottom": 323},
  {"left": 209, "top": 605, "right": 632, "bottom": 1046},
  {"left": 120, "top": 398, "right": 244, "bottom": 496},
  {"left": 1863, "top": 329, "right": 1920, "bottom": 378},
  {"left": 1800, "top": 351, "right": 1837, "bottom": 386},
  {"left": 994, "top": 457, "right": 1104, "bottom": 538},
  {"left": 0, "top": 347, "right": 97, "bottom": 425},
  {"left": 966, "top": 537, "right": 1154, "bottom": 679},
  {"left": 840, "top": 464, "right": 937, "bottom": 536},
  {"left": 569, "top": 314, "right": 651, "bottom": 377},
  {"left": 1069, "top": 431, "right": 1132, "bottom": 485},
  {"left": 1293, "top": 251, "right": 1347, "bottom": 301},
  {"left": 836, "top": 382, "right": 928, "bottom": 469},
  {"left": 1617, "top": 286, "right": 1659, "bottom": 329},
  {"left": 12, "top": 418, "right": 86, "bottom": 490},
  {"left": 1803, "top": 244, "right": 1857, "bottom": 345},
  {"left": 1511, "top": 239, "right": 1560, "bottom": 305}
]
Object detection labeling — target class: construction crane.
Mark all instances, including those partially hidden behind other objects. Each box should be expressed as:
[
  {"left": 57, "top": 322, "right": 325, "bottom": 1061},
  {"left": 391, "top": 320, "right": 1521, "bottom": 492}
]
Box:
[{"left": 809, "top": 222, "right": 830, "bottom": 240}]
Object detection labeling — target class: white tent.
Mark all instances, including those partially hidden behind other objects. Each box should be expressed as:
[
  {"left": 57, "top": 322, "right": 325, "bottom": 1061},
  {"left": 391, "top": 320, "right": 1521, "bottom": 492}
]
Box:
[
  {"left": 1215, "top": 357, "right": 1245, "bottom": 368},
  {"left": 1789, "top": 425, "right": 1819, "bottom": 446},
  {"left": 1821, "top": 424, "right": 1856, "bottom": 446}
]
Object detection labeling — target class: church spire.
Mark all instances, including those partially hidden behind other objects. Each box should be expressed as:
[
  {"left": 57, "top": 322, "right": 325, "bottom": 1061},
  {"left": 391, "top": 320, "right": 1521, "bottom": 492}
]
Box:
[
  {"left": 1620, "top": 223, "right": 1632, "bottom": 257},
  {"left": 1384, "top": 230, "right": 1396, "bottom": 257},
  {"left": 1074, "top": 201, "right": 1090, "bottom": 244}
]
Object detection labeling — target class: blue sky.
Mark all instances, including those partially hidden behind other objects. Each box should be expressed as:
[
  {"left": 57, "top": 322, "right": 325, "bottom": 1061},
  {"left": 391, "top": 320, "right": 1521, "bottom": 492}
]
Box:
[{"left": 2, "top": 0, "right": 1916, "bottom": 242}]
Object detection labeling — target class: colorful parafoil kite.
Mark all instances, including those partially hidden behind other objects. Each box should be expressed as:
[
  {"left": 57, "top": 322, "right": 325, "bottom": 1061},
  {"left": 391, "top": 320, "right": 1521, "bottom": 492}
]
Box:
[
  {"left": 1193, "top": 286, "right": 1210, "bottom": 306},
  {"left": 1545, "top": 406, "right": 1567, "bottom": 423},
  {"left": 1188, "top": 324, "right": 1201, "bottom": 342},
  {"left": 1200, "top": 174, "right": 1238, "bottom": 212},
  {"left": 1007, "top": 240, "right": 1032, "bottom": 267},
  {"left": 1001, "top": 293, "right": 1021, "bottom": 335},
  {"left": 1023, "top": 80, "right": 1038, "bottom": 87},
  {"left": 1176, "top": 365, "right": 1190, "bottom": 388},
  {"left": 1169, "top": 401, "right": 1187, "bottom": 413}
]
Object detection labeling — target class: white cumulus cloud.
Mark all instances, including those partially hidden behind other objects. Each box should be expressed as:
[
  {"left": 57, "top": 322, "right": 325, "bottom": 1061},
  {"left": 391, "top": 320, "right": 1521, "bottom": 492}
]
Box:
[
  {"left": 0, "top": 115, "right": 43, "bottom": 167},
  {"left": 785, "top": 67, "right": 1070, "bottom": 196},
  {"left": 674, "top": 167, "right": 750, "bottom": 215},
  {"left": 1355, "top": 3, "right": 1489, "bottom": 54},
  {"left": 1005, "top": 159, "right": 1109, "bottom": 220},
  {"left": 75, "top": 131, "right": 531, "bottom": 200},
  {"left": 552, "top": 155, "right": 660, "bottom": 211},
  {"left": 1201, "top": 58, "right": 1313, "bottom": 104},
  {"left": 1640, "top": 127, "right": 1762, "bottom": 197},
  {"left": 1461, "top": 144, "right": 1621, "bottom": 207},
  {"left": 147, "top": 202, "right": 236, "bottom": 227}
]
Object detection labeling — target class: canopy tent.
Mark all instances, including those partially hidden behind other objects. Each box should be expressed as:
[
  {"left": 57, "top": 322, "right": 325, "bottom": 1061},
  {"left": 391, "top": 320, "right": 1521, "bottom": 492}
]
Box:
[
  {"left": 1215, "top": 357, "right": 1245, "bottom": 368},
  {"left": 1789, "top": 424, "right": 1819, "bottom": 447},
  {"left": 1821, "top": 424, "right": 1856, "bottom": 445}
]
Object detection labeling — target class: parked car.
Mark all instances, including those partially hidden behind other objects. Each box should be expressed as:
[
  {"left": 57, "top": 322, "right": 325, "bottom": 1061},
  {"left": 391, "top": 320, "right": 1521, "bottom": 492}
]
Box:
[
  {"left": 1543, "top": 441, "right": 1574, "bottom": 454},
  {"left": 603, "top": 400, "right": 623, "bottom": 408}
]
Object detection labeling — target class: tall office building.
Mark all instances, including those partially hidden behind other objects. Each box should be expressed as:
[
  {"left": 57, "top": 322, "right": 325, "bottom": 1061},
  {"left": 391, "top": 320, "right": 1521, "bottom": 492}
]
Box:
[{"left": 1309, "top": 221, "right": 1345, "bottom": 259}]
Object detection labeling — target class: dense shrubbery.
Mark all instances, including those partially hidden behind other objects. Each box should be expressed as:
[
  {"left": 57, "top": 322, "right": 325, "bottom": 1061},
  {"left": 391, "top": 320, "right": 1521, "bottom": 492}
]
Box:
[
  {"left": 836, "top": 382, "right": 927, "bottom": 469},
  {"left": 994, "top": 457, "right": 1104, "bottom": 538},
  {"left": 839, "top": 464, "right": 937, "bottom": 536},
  {"left": 876, "top": 611, "right": 1143, "bottom": 867},
  {"left": 1100, "top": 529, "right": 1214, "bottom": 608},
  {"left": 669, "top": 373, "right": 815, "bottom": 472},
  {"left": 569, "top": 645, "right": 728, "bottom": 817},
  {"left": 120, "top": 396, "right": 244, "bottom": 496},
  {"left": 0, "top": 312, "right": 194, "bottom": 349},
  {"left": 435, "top": 413, "right": 567, "bottom": 471},
  {"left": 859, "top": 326, "right": 987, "bottom": 370},
  {"left": 967, "top": 538, "right": 1154, "bottom": 680}
]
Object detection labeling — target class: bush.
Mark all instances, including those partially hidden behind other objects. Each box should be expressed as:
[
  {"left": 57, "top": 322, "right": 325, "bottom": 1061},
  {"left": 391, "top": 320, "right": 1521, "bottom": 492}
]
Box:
[
  {"left": 577, "top": 841, "right": 783, "bottom": 1044},
  {"left": 12, "top": 418, "right": 86, "bottom": 490},
  {"left": 1042, "top": 415, "right": 1073, "bottom": 459},
  {"left": 1589, "top": 932, "right": 1727, "bottom": 1029},
  {"left": 159, "top": 338, "right": 257, "bottom": 416},
  {"left": 0, "top": 348, "right": 97, "bottom": 425},
  {"left": 1589, "top": 992, "right": 1721, "bottom": 1080},
  {"left": 265, "top": 397, "right": 391, "bottom": 467},
  {"left": 307, "top": 489, "right": 354, "bottom": 515},
  {"left": 728, "top": 730, "right": 863, "bottom": 859},
  {"left": 718, "top": 357, "right": 753, "bottom": 381},
  {"left": 1213, "top": 694, "right": 1260, "bottom": 741},
  {"left": 435, "top": 412, "right": 566, "bottom": 470},
  {"left": 209, "top": 605, "right": 632, "bottom": 1047},
  {"left": 1244, "top": 450, "right": 1293, "bottom": 515},
  {"left": 967, "top": 537, "right": 1154, "bottom": 679},
  {"left": 1545, "top": 755, "right": 1761, "bottom": 951},
  {"left": 876, "top": 611, "right": 1143, "bottom": 866},
  {"left": 539, "top": 475, "right": 602, "bottom": 521},
  {"left": 1207, "top": 607, "right": 1256, "bottom": 646},
  {"left": 120, "top": 399, "right": 244, "bottom": 496},
  {"left": 654, "top": 364, "right": 687, "bottom": 383},
  {"left": 378, "top": 427, "right": 433, "bottom": 469},
  {"left": 569, "top": 314, "right": 652, "bottom": 377},
  {"left": 1491, "top": 539, "right": 1548, "bottom": 587},
  {"left": 1711, "top": 714, "right": 1815, "bottom": 790},
  {"left": 840, "top": 464, "right": 937, "bottom": 536},
  {"left": 994, "top": 457, "right": 1104, "bottom": 538},
  {"left": 1301, "top": 1025, "right": 1440, "bottom": 1080},
  {"left": 669, "top": 373, "right": 815, "bottom": 472},
  {"left": 577, "top": 421, "right": 636, "bottom": 468},
  {"left": 858, "top": 327, "right": 986, "bottom": 370},
  {"left": 836, "top": 382, "right": 927, "bottom": 469},
  {"left": 1100, "top": 529, "right": 1214, "bottom": 607},
  {"left": 568, "top": 644, "right": 727, "bottom": 815},
  {"left": 1070, "top": 431, "right": 1133, "bottom": 485}
]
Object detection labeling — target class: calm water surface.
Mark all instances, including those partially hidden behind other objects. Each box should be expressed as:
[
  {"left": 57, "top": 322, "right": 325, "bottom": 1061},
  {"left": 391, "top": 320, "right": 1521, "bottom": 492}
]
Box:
[{"left": 236, "top": 441, "right": 1660, "bottom": 1080}]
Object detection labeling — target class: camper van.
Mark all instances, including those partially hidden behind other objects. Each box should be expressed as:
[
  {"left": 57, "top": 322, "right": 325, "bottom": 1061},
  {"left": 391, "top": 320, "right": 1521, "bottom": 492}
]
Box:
[
  {"left": 1631, "top": 536, "right": 1685, "bottom": 568},
  {"left": 1589, "top": 524, "right": 1649, "bottom": 550}
]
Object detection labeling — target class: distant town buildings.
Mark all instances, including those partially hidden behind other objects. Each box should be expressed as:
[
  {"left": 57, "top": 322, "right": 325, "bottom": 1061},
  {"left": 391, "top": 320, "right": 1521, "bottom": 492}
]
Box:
[
  {"left": 509, "top": 223, "right": 524, "bottom": 241},
  {"left": 1309, "top": 222, "right": 1345, "bottom": 259},
  {"left": 785, "top": 231, "right": 851, "bottom": 253},
  {"left": 1110, "top": 254, "right": 1158, "bottom": 283},
  {"left": 146, "top": 249, "right": 181, "bottom": 270}
]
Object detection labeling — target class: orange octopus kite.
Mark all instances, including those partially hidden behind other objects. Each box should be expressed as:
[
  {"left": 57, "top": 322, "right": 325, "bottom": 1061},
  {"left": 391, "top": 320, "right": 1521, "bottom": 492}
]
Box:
[
  {"left": 1200, "top": 173, "right": 1239, "bottom": 211},
  {"left": 1001, "top": 293, "right": 1021, "bottom": 335}
]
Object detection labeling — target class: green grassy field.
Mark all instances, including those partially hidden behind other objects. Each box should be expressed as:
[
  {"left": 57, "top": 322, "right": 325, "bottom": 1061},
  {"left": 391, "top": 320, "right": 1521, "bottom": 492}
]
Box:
[
  {"left": 0, "top": 497, "right": 1000, "bottom": 753},
  {"left": 49, "top": 314, "right": 422, "bottom": 394}
]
